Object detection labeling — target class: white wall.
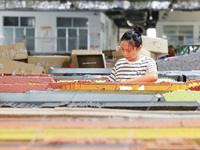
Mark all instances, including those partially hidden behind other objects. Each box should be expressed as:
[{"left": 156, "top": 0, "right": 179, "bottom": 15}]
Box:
[
  {"left": 0, "top": 10, "right": 118, "bottom": 52},
  {"left": 100, "top": 12, "right": 118, "bottom": 50},
  {"left": 157, "top": 10, "right": 200, "bottom": 45},
  {"left": 158, "top": 10, "right": 200, "bottom": 22}
]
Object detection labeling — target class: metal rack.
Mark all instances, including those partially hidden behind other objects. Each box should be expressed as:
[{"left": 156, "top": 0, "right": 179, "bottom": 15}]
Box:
[
  {"left": 49, "top": 68, "right": 200, "bottom": 82},
  {"left": 49, "top": 67, "right": 112, "bottom": 75},
  {"left": 176, "top": 45, "right": 200, "bottom": 56},
  {"left": 0, "top": 91, "right": 199, "bottom": 111}
]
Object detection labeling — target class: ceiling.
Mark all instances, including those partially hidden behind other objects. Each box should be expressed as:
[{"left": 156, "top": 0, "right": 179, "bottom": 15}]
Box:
[{"left": 0, "top": 0, "right": 200, "bottom": 28}]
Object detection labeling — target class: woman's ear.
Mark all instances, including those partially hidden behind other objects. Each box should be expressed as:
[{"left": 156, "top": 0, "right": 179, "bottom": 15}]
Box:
[{"left": 137, "top": 45, "right": 142, "bottom": 51}]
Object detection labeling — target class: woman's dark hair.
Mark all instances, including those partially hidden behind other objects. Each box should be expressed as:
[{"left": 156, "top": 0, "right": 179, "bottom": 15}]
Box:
[{"left": 120, "top": 25, "right": 144, "bottom": 48}]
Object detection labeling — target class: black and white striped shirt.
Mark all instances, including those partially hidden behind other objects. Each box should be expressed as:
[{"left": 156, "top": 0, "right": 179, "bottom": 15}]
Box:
[{"left": 109, "top": 56, "right": 157, "bottom": 82}]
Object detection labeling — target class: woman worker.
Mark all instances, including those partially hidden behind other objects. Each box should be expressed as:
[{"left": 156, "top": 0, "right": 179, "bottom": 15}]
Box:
[{"left": 109, "top": 26, "right": 158, "bottom": 83}]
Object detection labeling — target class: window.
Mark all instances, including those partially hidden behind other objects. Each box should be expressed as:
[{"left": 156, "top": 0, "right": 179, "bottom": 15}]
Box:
[
  {"left": 74, "top": 18, "right": 88, "bottom": 27},
  {"left": 68, "top": 29, "right": 77, "bottom": 51},
  {"left": 57, "top": 17, "right": 88, "bottom": 52},
  {"left": 15, "top": 28, "right": 24, "bottom": 43},
  {"left": 57, "top": 29, "right": 66, "bottom": 51},
  {"left": 57, "top": 18, "right": 72, "bottom": 27},
  {"left": 179, "top": 26, "right": 193, "bottom": 34},
  {"left": 163, "top": 25, "right": 178, "bottom": 34},
  {"left": 4, "top": 17, "right": 18, "bottom": 26},
  {"left": 79, "top": 29, "right": 87, "bottom": 49},
  {"left": 20, "top": 17, "right": 35, "bottom": 27},
  {"left": 162, "top": 25, "right": 193, "bottom": 48},
  {"left": 3, "top": 28, "right": 13, "bottom": 44},
  {"left": 26, "top": 28, "right": 35, "bottom": 51},
  {"left": 3, "top": 16, "right": 35, "bottom": 51}
]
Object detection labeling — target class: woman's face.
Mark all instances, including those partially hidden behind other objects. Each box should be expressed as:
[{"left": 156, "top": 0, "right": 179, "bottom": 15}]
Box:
[{"left": 120, "top": 40, "right": 141, "bottom": 62}]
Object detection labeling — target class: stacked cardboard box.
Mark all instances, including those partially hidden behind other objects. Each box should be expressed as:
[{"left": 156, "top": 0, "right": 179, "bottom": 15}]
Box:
[
  {"left": 0, "top": 58, "right": 43, "bottom": 74},
  {"left": 0, "top": 43, "right": 28, "bottom": 60},
  {"left": 0, "top": 43, "right": 44, "bottom": 74},
  {"left": 71, "top": 50, "right": 106, "bottom": 68},
  {"left": 112, "top": 50, "right": 124, "bottom": 65},
  {"left": 142, "top": 35, "right": 168, "bottom": 56},
  {"left": 28, "top": 56, "right": 70, "bottom": 74},
  {"left": 0, "top": 43, "right": 71, "bottom": 74}
]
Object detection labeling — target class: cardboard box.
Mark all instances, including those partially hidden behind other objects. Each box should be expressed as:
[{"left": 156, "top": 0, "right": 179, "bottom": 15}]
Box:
[
  {"left": 0, "top": 58, "right": 43, "bottom": 74},
  {"left": 106, "top": 63, "right": 114, "bottom": 68},
  {"left": 142, "top": 36, "right": 168, "bottom": 53},
  {"left": 112, "top": 50, "right": 124, "bottom": 65},
  {"left": 28, "top": 56, "right": 70, "bottom": 74},
  {"left": 14, "top": 59, "right": 28, "bottom": 63},
  {"left": 71, "top": 50, "right": 106, "bottom": 68},
  {"left": 12, "top": 43, "right": 28, "bottom": 60},
  {"left": 139, "top": 48, "right": 167, "bottom": 59},
  {"left": 139, "top": 48, "right": 156, "bottom": 60},
  {"left": 0, "top": 43, "right": 28, "bottom": 60},
  {"left": 154, "top": 53, "right": 168, "bottom": 59}
]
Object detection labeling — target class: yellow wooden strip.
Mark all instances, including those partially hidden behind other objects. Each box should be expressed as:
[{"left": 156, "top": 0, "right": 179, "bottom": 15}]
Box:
[
  {"left": 0, "top": 128, "right": 37, "bottom": 140},
  {"left": 40, "top": 128, "right": 200, "bottom": 139},
  {"left": 0, "top": 128, "right": 200, "bottom": 140}
]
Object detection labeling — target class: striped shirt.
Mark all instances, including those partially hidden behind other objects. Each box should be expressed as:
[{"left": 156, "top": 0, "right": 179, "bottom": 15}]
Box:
[{"left": 109, "top": 56, "right": 157, "bottom": 82}]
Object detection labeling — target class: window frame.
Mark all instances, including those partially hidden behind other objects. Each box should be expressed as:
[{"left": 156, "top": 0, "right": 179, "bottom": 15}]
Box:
[{"left": 56, "top": 17, "right": 89, "bottom": 52}]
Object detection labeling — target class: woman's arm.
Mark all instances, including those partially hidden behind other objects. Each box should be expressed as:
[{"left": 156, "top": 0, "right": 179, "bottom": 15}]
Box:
[{"left": 124, "top": 72, "right": 158, "bottom": 83}]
